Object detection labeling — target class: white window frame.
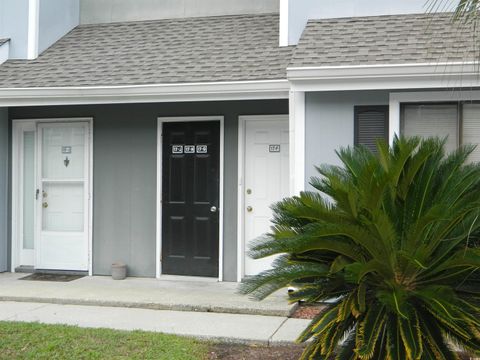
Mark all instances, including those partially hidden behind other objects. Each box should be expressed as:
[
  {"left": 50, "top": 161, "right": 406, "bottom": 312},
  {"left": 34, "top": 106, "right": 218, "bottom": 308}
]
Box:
[
  {"left": 156, "top": 116, "right": 225, "bottom": 281},
  {"left": 389, "top": 90, "right": 480, "bottom": 144},
  {"left": 11, "top": 118, "right": 94, "bottom": 274}
]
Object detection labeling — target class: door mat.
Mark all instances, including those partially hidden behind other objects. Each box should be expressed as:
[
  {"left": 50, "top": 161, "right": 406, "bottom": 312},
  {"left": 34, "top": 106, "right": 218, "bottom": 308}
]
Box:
[{"left": 19, "top": 273, "right": 85, "bottom": 282}]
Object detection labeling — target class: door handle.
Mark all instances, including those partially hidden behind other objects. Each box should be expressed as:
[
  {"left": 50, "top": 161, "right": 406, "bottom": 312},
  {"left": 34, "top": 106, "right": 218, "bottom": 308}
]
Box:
[
  {"left": 246, "top": 206, "right": 253, "bottom": 212},
  {"left": 210, "top": 206, "right": 217, "bottom": 213},
  {"left": 42, "top": 202, "right": 48, "bottom": 208}
]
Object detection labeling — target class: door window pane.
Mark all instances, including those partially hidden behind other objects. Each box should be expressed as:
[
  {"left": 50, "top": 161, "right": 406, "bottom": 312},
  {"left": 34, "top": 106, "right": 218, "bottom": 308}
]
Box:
[
  {"left": 402, "top": 104, "right": 458, "bottom": 153},
  {"left": 23, "top": 131, "right": 35, "bottom": 250},
  {"left": 42, "top": 126, "right": 85, "bottom": 179}
]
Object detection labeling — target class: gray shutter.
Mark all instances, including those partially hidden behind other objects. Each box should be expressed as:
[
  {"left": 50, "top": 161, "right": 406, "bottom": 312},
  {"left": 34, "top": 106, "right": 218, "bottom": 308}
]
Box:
[{"left": 354, "top": 106, "right": 389, "bottom": 153}]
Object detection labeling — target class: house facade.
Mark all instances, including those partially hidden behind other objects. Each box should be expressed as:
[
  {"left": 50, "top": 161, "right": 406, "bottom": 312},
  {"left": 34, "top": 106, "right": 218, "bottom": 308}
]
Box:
[{"left": 0, "top": 0, "right": 477, "bottom": 282}]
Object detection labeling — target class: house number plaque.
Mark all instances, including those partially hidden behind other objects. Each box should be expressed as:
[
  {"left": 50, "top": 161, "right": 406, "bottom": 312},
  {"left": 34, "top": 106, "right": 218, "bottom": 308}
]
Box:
[
  {"left": 184, "top": 145, "right": 195, "bottom": 153},
  {"left": 196, "top": 145, "right": 207, "bottom": 154},
  {"left": 172, "top": 145, "right": 184, "bottom": 154},
  {"left": 172, "top": 145, "right": 208, "bottom": 154},
  {"left": 269, "top": 144, "right": 281, "bottom": 153}
]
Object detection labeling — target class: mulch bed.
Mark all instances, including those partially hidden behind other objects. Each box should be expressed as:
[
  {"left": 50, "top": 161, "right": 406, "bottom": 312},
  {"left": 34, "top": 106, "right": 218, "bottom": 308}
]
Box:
[
  {"left": 291, "top": 302, "right": 325, "bottom": 319},
  {"left": 209, "top": 344, "right": 305, "bottom": 360}
]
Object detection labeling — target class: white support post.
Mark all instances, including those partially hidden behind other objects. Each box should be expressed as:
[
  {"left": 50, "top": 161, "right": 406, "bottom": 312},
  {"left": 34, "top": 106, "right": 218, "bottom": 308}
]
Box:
[
  {"left": 289, "top": 90, "right": 306, "bottom": 195},
  {"left": 27, "top": 0, "right": 39, "bottom": 60},
  {"left": 389, "top": 97, "right": 401, "bottom": 145}
]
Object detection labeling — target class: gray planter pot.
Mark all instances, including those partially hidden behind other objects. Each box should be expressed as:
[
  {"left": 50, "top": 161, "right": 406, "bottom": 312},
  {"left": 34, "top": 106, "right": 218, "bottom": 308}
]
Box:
[{"left": 111, "top": 262, "right": 127, "bottom": 280}]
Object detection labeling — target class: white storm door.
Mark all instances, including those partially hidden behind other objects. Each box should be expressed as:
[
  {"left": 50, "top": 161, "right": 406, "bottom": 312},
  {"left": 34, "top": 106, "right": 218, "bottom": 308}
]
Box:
[
  {"left": 35, "top": 122, "right": 89, "bottom": 271},
  {"left": 244, "top": 118, "right": 289, "bottom": 276}
]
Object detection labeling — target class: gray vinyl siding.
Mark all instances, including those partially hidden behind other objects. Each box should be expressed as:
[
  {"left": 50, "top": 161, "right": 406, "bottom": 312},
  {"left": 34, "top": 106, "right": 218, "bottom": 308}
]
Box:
[
  {"left": 0, "top": 108, "right": 8, "bottom": 272},
  {"left": 305, "top": 91, "right": 389, "bottom": 190},
  {"left": 9, "top": 100, "right": 288, "bottom": 281}
]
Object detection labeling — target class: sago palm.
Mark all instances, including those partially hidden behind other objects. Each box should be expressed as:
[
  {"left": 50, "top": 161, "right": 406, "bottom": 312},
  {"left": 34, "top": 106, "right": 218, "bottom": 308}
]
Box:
[{"left": 240, "top": 137, "right": 480, "bottom": 359}]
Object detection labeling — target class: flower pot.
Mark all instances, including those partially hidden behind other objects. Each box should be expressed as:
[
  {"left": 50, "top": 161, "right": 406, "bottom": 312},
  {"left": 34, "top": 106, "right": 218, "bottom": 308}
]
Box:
[{"left": 111, "top": 262, "right": 127, "bottom": 280}]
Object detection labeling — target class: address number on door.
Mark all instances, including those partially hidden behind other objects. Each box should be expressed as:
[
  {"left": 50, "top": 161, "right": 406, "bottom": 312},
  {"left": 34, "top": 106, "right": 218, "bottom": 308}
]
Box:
[
  {"left": 172, "top": 145, "right": 208, "bottom": 154},
  {"left": 269, "top": 145, "right": 281, "bottom": 153}
]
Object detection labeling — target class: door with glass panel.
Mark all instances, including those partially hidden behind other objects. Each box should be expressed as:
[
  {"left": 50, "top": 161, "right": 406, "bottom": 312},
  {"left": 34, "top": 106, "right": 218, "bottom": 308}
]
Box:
[{"left": 36, "top": 122, "right": 89, "bottom": 271}]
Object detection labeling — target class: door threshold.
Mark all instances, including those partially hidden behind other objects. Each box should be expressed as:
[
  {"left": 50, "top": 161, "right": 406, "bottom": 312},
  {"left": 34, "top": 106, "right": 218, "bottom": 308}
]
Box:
[{"left": 158, "top": 274, "right": 219, "bottom": 283}]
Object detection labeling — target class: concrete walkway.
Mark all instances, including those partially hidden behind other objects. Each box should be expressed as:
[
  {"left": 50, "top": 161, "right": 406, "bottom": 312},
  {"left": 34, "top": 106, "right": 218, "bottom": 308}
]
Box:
[
  {"left": 0, "top": 301, "right": 309, "bottom": 345},
  {"left": 0, "top": 273, "right": 295, "bottom": 316}
]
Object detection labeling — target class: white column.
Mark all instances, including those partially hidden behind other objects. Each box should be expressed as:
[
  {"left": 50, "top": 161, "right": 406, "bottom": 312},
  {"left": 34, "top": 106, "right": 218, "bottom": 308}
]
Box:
[
  {"left": 389, "top": 96, "right": 401, "bottom": 145},
  {"left": 289, "top": 90, "right": 306, "bottom": 195},
  {"left": 27, "top": 0, "right": 39, "bottom": 60}
]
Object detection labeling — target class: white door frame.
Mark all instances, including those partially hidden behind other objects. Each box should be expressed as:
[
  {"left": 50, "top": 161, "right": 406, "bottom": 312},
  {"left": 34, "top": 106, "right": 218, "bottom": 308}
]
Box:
[
  {"left": 237, "top": 114, "right": 289, "bottom": 282},
  {"left": 156, "top": 116, "right": 225, "bottom": 281},
  {"left": 11, "top": 118, "right": 94, "bottom": 275}
]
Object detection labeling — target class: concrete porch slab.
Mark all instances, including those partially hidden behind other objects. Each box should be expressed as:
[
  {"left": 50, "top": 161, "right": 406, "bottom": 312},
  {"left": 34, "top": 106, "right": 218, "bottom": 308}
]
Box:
[{"left": 0, "top": 273, "right": 296, "bottom": 317}]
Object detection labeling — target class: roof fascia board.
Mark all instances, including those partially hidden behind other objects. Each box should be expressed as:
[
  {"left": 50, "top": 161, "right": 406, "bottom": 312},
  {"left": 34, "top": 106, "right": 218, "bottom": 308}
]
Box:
[
  {"left": 0, "top": 79, "right": 289, "bottom": 107},
  {"left": 287, "top": 62, "right": 480, "bottom": 91}
]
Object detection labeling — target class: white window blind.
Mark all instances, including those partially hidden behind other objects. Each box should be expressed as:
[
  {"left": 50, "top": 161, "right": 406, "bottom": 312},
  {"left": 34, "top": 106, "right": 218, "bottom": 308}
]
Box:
[
  {"left": 462, "top": 104, "right": 480, "bottom": 163},
  {"left": 402, "top": 104, "right": 458, "bottom": 153}
]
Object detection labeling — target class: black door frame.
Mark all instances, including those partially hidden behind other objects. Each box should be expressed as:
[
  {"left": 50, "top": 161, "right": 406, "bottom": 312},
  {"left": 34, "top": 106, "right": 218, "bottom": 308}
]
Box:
[{"left": 156, "top": 116, "right": 224, "bottom": 280}]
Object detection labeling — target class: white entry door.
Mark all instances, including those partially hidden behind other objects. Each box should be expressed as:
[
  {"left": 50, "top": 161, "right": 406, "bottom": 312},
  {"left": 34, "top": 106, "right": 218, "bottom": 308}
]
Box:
[
  {"left": 35, "top": 122, "right": 90, "bottom": 271},
  {"left": 244, "top": 117, "right": 289, "bottom": 276}
]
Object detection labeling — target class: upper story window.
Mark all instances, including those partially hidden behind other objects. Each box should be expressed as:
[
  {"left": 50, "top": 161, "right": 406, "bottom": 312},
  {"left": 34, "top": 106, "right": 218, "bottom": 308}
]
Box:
[
  {"left": 354, "top": 106, "right": 389, "bottom": 153},
  {"left": 401, "top": 103, "right": 480, "bottom": 163}
]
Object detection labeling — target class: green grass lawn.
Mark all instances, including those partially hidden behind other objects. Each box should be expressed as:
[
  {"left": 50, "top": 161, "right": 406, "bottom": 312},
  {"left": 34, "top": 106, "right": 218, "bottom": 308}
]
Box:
[{"left": 0, "top": 321, "right": 210, "bottom": 360}]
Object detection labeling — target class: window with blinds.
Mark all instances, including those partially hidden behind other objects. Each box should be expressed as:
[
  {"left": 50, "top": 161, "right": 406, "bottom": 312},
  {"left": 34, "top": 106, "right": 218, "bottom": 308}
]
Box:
[
  {"left": 462, "top": 104, "right": 480, "bottom": 163},
  {"left": 354, "top": 106, "right": 389, "bottom": 153},
  {"left": 402, "top": 104, "right": 458, "bottom": 153},
  {"left": 401, "top": 103, "right": 480, "bottom": 163}
]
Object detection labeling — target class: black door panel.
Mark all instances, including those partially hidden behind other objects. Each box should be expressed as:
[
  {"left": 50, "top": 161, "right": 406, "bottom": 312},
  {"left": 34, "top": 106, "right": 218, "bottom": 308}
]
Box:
[{"left": 162, "top": 121, "right": 220, "bottom": 277}]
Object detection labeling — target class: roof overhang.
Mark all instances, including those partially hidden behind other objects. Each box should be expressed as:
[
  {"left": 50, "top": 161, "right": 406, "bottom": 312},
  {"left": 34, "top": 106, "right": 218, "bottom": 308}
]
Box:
[
  {"left": 287, "top": 62, "right": 480, "bottom": 91},
  {"left": 0, "top": 79, "right": 289, "bottom": 107}
]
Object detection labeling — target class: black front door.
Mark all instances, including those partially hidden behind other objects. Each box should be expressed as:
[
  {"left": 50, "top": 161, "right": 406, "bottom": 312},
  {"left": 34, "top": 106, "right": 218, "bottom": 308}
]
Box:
[{"left": 162, "top": 121, "right": 220, "bottom": 277}]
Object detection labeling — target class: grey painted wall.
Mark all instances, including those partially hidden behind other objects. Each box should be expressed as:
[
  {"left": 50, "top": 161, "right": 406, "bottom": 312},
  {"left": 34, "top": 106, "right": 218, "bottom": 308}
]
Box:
[
  {"left": 305, "top": 91, "right": 389, "bottom": 189},
  {"left": 80, "top": 0, "right": 279, "bottom": 24},
  {"left": 10, "top": 99, "right": 288, "bottom": 281},
  {"left": 0, "top": 108, "right": 8, "bottom": 272},
  {"left": 38, "top": 0, "right": 79, "bottom": 54},
  {"left": 0, "top": 0, "right": 29, "bottom": 59}
]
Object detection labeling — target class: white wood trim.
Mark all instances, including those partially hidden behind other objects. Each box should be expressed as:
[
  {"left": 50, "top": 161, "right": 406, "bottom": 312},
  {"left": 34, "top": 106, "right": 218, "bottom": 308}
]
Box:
[
  {"left": 0, "top": 80, "right": 289, "bottom": 107},
  {"left": 279, "top": 0, "right": 289, "bottom": 47},
  {"left": 237, "top": 115, "right": 289, "bottom": 282},
  {"left": 27, "top": 0, "right": 39, "bottom": 60},
  {"left": 156, "top": 116, "right": 225, "bottom": 281},
  {"left": 289, "top": 90, "right": 305, "bottom": 195},
  {"left": 11, "top": 118, "right": 93, "bottom": 274},
  {"left": 288, "top": 62, "right": 480, "bottom": 92},
  {"left": 389, "top": 91, "right": 480, "bottom": 144}
]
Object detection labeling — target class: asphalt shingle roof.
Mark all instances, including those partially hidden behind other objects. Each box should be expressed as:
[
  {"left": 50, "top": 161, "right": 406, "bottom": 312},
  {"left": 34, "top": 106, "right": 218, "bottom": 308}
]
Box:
[
  {"left": 290, "top": 13, "right": 479, "bottom": 68},
  {"left": 0, "top": 14, "right": 293, "bottom": 88}
]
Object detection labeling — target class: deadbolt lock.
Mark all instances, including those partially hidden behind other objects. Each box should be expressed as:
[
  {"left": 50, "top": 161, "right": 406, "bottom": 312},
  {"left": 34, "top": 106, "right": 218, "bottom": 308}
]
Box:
[
  {"left": 246, "top": 206, "right": 253, "bottom": 212},
  {"left": 246, "top": 189, "right": 252, "bottom": 194},
  {"left": 42, "top": 202, "right": 48, "bottom": 208}
]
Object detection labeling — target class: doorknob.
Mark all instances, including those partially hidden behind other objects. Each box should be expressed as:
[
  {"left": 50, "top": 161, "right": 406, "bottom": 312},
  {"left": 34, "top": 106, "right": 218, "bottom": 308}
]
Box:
[
  {"left": 246, "top": 206, "right": 253, "bottom": 212},
  {"left": 210, "top": 206, "right": 217, "bottom": 213},
  {"left": 42, "top": 202, "right": 48, "bottom": 208}
]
